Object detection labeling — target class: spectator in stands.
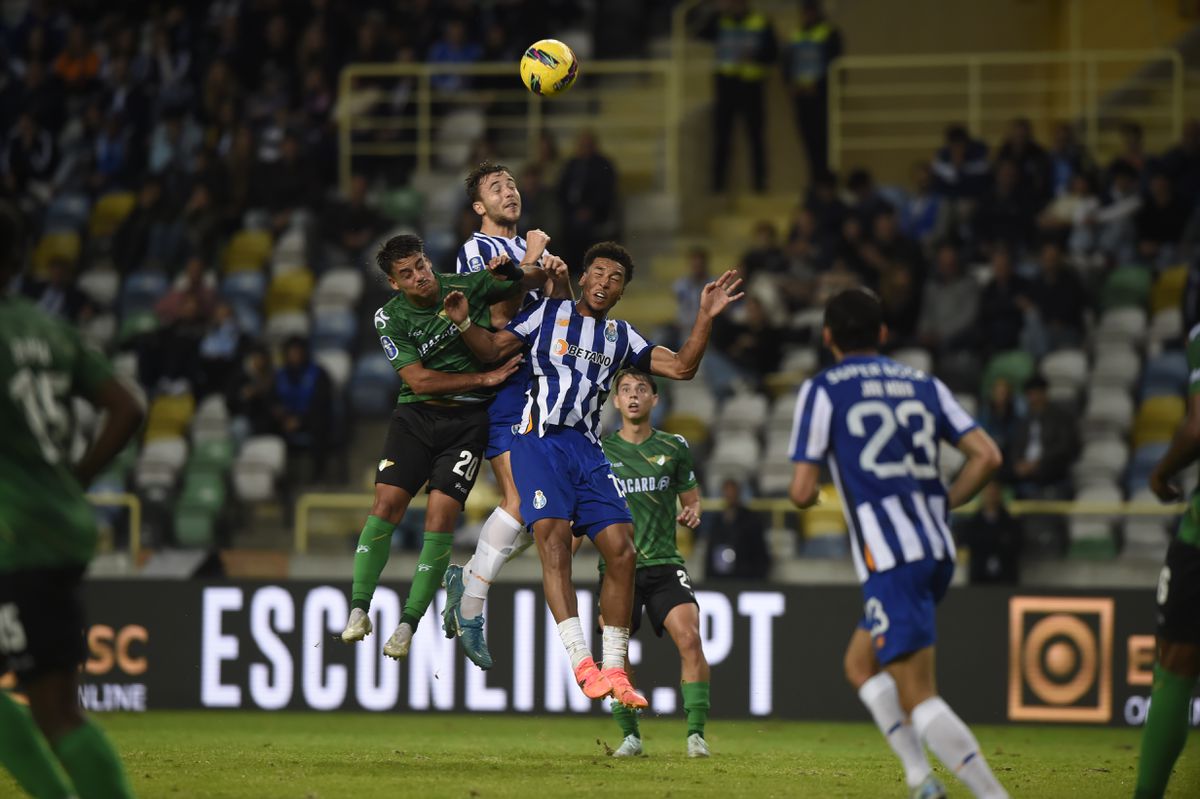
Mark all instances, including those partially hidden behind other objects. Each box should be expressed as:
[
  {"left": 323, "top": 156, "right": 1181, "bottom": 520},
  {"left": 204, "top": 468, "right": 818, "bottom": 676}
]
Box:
[
  {"left": 427, "top": 19, "right": 481, "bottom": 93},
  {"left": 156, "top": 255, "right": 217, "bottom": 326},
  {"left": 917, "top": 241, "right": 980, "bottom": 360},
  {"left": 700, "top": 0, "right": 777, "bottom": 192},
  {"left": 228, "top": 346, "right": 279, "bottom": 442},
  {"left": 557, "top": 129, "right": 618, "bottom": 272},
  {"left": 956, "top": 480, "right": 1022, "bottom": 585},
  {"left": 1037, "top": 172, "right": 1098, "bottom": 255},
  {"left": 707, "top": 295, "right": 782, "bottom": 397},
  {"left": 1005, "top": 375, "right": 1078, "bottom": 499},
  {"left": 741, "top": 220, "right": 789, "bottom": 279},
  {"left": 931, "top": 124, "right": 991, "bottom": 201},
  {"left": 1029, "top": 240, "right": 1086, "bottom": 352},
  {"left": 786, "top": 205, "right": 829, "bottom": 273},
  {"left": 804, "top": 169, "right": 848, "bottom": 253},
  {"left": 18, "top": 60, "right": 65, "bottom": 135},
  {"left": 785, "top": 0, "right": 842, "bottom": 176},
  {"left": 273, "top": 336, "right": 334, "bottom": 480},
  {"left": 197, "top": 301, "right": 244, "bottom": 398},
  {"left": 833, "top": 215, "right": 872, "bottom": 285},
  {"left": 2, "top": 112, "right": 57, "bottom": 207},
  {"left": 148, "top": 107, "right": 203, "bottom": 184},
  {"left": 996, "top": 117, "right": 1051, "bottom": 201},
  {"left": 140, "top": 293, "right": 207, "bottom": 393},
  {"left": 1135, "top": 172, "right": 1189, "bottom": 267},
  {"left": 672, "top": 246, "right": 711, "bottom": 342},
  {"left": 1108, "top": 120, "right": 1148, "bottom": 181},
  {"left": 705, "top": 478, "right": 771, "bottom": 580},
  {"left": 516, "top": 162, "right": 558, "bottom": 234},
  {"left": 862, "top": 206, "right": 924, "bottom": 283},
  {"left": 92, "top": 111, "right": 130, "bottom": 193},
  {"left": 1047, "top": 122, "right": 1094, "bottom": 198},
  {"left": 323, "top": 174, "right": 386, "bottom": 265},
  {"left": 845, "top": 168, "right": 889, "bottom": 228},
  {"left": 52, "top": 22, "right": 98, "bottom": 95},
  {"left": 181, "top": 180, "right": 224, "bottom": 265},
  {"left": 19, "top": 256, "right": 91, "bottom": 323},
  {"left": 1092, "top": 160, "right": 1142, "bottom": 260},
  {"left": 255, "top": 132, "right": 316, "bottom": 234},
  {"left": 101, "top": 54, "right": 150, "bottom": 151},
  {"left": 974, "top": 158, "right": 1038, "bottom": 258},
  {"left": 878, "top": 261, "right": 921, "bottom": 349},
  {"left": 1162, "top": 118, "right": 1200, "bottom": 209},
  {"left": 112, "top": 176, "right": 186, "bottom": 272},
  {"left": 898, "top": 161, "right": 944, "bottom": 249},
  {"left": 977, "top": 246, "right": 1035, "bottom": 354},
  {"left": 978, "top": 376, "right": 1021, "bottom": 455},
  {"left": 813, "top": 255, "right": 861, "bottom": 308}
]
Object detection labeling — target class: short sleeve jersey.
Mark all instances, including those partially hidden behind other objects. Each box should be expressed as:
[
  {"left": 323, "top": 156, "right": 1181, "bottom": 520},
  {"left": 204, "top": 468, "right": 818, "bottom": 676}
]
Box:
[
  {"left": 600, "top": 429, "right": 698, "bottom": 572},
  {"left": 374, "top": 269, "right": 522, "bottom": 405},
  {"left": 0, "top": 297, "right": 114, "bottom": 571},
  {"left": 1179, "top": 323, "right": 1200, "bottom": 547}
]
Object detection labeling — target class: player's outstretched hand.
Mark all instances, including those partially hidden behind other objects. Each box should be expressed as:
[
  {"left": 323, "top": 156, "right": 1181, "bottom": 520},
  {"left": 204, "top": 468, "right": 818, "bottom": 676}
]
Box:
[
  {"left": 1149, "top": 467, "right": 1183, "bottom": 503},
  {"left": 481, "top": 354, "right": 523, "bottom": 387},
  {"left": 699, "top": 269, "right": 745, "bottom": 318},
  {"left": 525, "top": 228, "right": 550, "bottom": 257},
  {"left": 676, "top": 506, "right": 701, "bottom": 529},
  {"left": 485, "top": 253, "right": 512, "bottom": 274},
  {"left": 544, "top": 254, "right": 569, "bottom": 282},
  {"left": 443, "top": 290, "right": 469, "bottom": 324}
]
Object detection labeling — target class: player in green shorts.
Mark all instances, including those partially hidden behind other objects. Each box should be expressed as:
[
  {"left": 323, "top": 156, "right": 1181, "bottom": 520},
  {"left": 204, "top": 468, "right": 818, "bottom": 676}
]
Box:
[
  {"left": 0, "top": 203, "right": 144, "bottom": 798},
  {"left": 1137, "top": 320, "right": 1200, "bottom": 798},
  {"left": 594, "top": 368, "right": 711, "bottom": 758}
]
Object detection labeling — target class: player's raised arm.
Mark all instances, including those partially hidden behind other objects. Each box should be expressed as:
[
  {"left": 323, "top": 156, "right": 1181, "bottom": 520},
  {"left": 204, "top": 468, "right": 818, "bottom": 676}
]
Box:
[
  {"left": 946, "top": 428, "right": 1003, "bottom": 509},
  {"left": 1148, "top": 388, "right": 1200, "bottom": 502},
  {"left": 444, "top": 289, "right": 526, "bottom": 363},
  {"left": 397, "top": 354, "right": 523, "bottom": 397},
  {"left": 648, "top": 270, "right": 744, "bottom": 380},
  {"left": 75, "top": 376, "right": 145, "bottom": 487},
  {"left": 543, "top": 253, "right": 575, "bottom": 300}
]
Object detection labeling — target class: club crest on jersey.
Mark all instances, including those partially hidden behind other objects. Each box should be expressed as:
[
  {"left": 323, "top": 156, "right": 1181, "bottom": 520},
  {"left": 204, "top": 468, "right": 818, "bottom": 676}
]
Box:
[
  {"left": 604, "top": 321, "right": 618, "bottom": 342},
  {"left": 467, "top": 255, "right": 485, "bottom": 272},
  {"left": 533, "top": 490, "right": 547, "bottom": 510},
  {"left": 378, "top": 459, "right": 395, "bottom": 472},
  {"left": 381, "top": 336, "right": 399, "bottom": 360},
  {"left": 374, "top": 309, "right": 389, "bottom": 329}
]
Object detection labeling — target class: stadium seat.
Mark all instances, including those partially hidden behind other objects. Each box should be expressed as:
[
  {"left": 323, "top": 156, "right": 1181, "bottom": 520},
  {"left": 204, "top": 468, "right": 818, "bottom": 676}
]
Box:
[
  {"left": 314, "top": 349, "right": 352, "bottom": 391},
  {"left": 1148, "top": 307, "right": 1183, "bottom": 350},
  {"left": 313, "top": 268, "right": 365, "bottom": 311},
  {"left": 671, "top": 382, "right": 718, "bottom": 424},
  {"left": 1094, "top": 307, "right": 1147, "bottom": 349},
  {"left": 32, "top": 230, "right": 81, "bottom": 274},
  {"left": 1139, "top": 351, "right": 1188, "bottom": 400},
  {"left": 778, "top": 346, "right": 819, "bottom": 375},
  {"left": 1068, "top": 484, "right": 1121, "bottom": 559},
  {"left": 173, "top": 507, "right": 216, "bottom": 548},
  {"left": 232, "top": 435, "right": 287, "bottom": 502},
  {"left": 1070, "top": 438, "right": 1129, "bottom": 488},
  {"left": 189, "top": 437, "right": 235, "bottom": 475},
  {"left": 44, "top": 192, "right": 91, "bottom": 233},
  {"left": 223, "top": 230, "right": 273, "bottom": 272},
  {"left": 705, "top": 433, "right": 761, "bottom": 494},
  {"left": 766, "top": 395, "right": 798, "bottom": 437},
  {"left": 144, "top": 393, "right": 196, "bottom": 442},
  {"left": 1100, "top": 266, "right": 1153, "bottom": 311},
  {"left": 1150, "top": 265, "right": 1187, "bottom": 314},
  {"left": 1121, "top": 488, "right": 1171, "bottom": 561},
  {"left": 1040, "top": 348, "right": 1088, "bottom": 390},
  {"left": 77, "top": 267, "right": 121, "bottom": 307},
  {"left": 891, "top": 347, "right": 933, "bottom": 374},
  {"left": 661, "top": 413, "right": 711, "bottom": 448},
  {"left": 378, "top": 187, "right": 424, "bottom": 225},
  {"left": 264, "top": 310, "right": 311, "bottom": 346},
  {"left": 953, "top": 392, "right": 978, "bottom": 418},
  {"left": 349, "top": 353, "right": 400, "bottom": 416},
  {"left": 311, "top": 308, "right": 357, "bottom": 351},
  {"left": 271, "top": 228, "right": 307, "bottom": 273},
  {"left": 191, "top": 395, "right": 231, "bottom": 443},
  {"left": 756, "top": 453, "right": 794, "bottom": 496},
  {"left": 981, "top": 350, "right": 1035, "bottom": 396},
  {"left": 1089, "top": 344, "right": 1141, "bottom": 390},
  {"left": 1082, "top": 389, "right": 1134, "bottom": 437},
  {"left": 938, "top": 441, "right": 966, "bottom": 483},
  {"left": 715, "top": 392, "right": 768, "bottom": 435},
  {"left": 118, "top": 310, "right": 158, "bottom": 343},
  {"left": 120, "top": 270, "right": 169, "bottom": 316},
  {"left": 87, "top": 192, "right": 136, "bottom": 238},
  {"left": 81, "top": 313, "right": 116, "bottom": 353},
  {"left": 265, "top": 268, "right": 315, "bottom": 317},
  {"left": 1132, "top": 395, "right": 1185, "bottom": 448},
  {"left": 220, "top": 271, "right": 268, "bottom": 309},
  {"left": 1124, "top": 442, "right": 1170, "bottom": 495},
  {"left": 231, "top": 303, "right": 263, "bottom": 337},
  {"left": 134, "top": 436, "right": 188, "bottom": 492},
  {"left": 111, "top": 352, "right": 139, "bottom": 382}
]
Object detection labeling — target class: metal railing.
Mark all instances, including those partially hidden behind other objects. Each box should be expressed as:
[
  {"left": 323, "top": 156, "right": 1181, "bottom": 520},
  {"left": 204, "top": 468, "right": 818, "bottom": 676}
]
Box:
[
  {"left": 293, "top": 491, "right": 1184, "bottom": 553},
  {"left": 828, "top": 49, "right": 1184, "bottom": 171},
  {"left": 89, "top": 492, "right": 142, "bottom": 563}
]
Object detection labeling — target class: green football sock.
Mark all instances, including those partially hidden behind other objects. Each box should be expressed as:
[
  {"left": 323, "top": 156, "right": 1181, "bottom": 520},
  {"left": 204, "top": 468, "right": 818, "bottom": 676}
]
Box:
[
  {"left": 613, "top": 702, "right": 641, "bottom": 738},
  {"left": 1135, "top": 665, "right": 1197, "bottom": 799},
  {"left": 399, "top": 532, "right": 455, "bottom": 628},
  {"left": 0, "top": 691, "right": 76, "bottom": 799},
  {"left": 53, "top": 718, "right": 134, "bottom": 799},
  {"left": 682, "top": 681, "right": 710, "bottom": 738},
  {"left": 351, "top": 515, "right": 396, "bottom": 612}
]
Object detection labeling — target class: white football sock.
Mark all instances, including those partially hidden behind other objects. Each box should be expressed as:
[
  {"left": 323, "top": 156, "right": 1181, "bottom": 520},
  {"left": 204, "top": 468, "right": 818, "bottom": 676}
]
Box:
[
  {"left": 912, "top": 696, "right": 1008, "bottom": 799},
  {"left": 461, "top": 508, "right": 525, "bottom": 617},
  {"left": 601, "top": 625, "right": 630, "bottom": 671},
  {"left": 556, "top": 617, "right": 591, "bottom": 670},
  {"left": 858, "top": 672, "right": 932, "bottom": 788}
]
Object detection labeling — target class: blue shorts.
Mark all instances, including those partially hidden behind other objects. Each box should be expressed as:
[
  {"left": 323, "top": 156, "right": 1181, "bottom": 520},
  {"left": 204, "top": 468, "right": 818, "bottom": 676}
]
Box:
[
  {"left": 509, "top": 426, "right": 632, "bottom": 540},
  {"left": 485, "top": 369, "right": 530, "bottom": 459},
  {"left": 858, "top": 557, "right": 954, "bottom": 665}
]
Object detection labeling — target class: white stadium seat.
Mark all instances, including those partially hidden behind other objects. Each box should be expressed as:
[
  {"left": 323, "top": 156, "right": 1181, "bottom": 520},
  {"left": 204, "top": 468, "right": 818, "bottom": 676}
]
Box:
[
  {"left": 135, "top": 436, "right": 188, "bottom": 491},
  {"left": 891, "top": 347, "right": 933, "bottom": 375},
  {"left": 1093, "top": 307, "right": 1147, "bottom": 349},
  {"left": 1070, "top": 439, "right": 1129, "bottom": 487},
  {"left": 1082, "top": 389, "right": 1134, "bottom": 436},
  {"left": 1089, "top": 345, "right": 1141, "bottom": 390},
  {"left": 77, "top": 267, "right": 121, "bottom": 307},
  {"left": 716, "top": 392, "right": 768, "bottom": 435},
  {"left": 1040, "top": 348, "right": 1088, "bottom": 390},
  {"left": 233, "top": 435, "right": 287, "bottom": 501},
  {"left": 315, "top": 350, "right": 352, "bottom": 391},
  {"left": 265, "top": 310, "right": 311, "bottom": 346},
  {"left": 313, "top": 268, "right": 365, "bottom": 310}
]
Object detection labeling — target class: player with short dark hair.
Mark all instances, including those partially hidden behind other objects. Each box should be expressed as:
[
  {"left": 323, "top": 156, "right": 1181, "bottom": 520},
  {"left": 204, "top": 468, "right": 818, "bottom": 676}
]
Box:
[
  {"left": 0, "top": 201, "right": 143, "bottom": 798},
  {"left": 442, "top": 241, "right": 742, "bottom": 710},
  {"left": 341, "top": 233, "right": 556, "bottom": 660},
  {"left": 441, "top": 162, "right": 572, "bottom": 670},
  {"left": 1136, "top": 320, "right": 1200, "bottom": 798},
  {"left": 595, "top": 368, "right": 711, "bottom": 758},
  {"left": 790, "top": 288, "right": 1008, "bottom": 799}
]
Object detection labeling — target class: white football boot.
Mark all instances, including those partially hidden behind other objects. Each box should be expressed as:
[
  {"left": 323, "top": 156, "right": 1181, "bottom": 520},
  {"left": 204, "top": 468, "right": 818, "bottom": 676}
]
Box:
[
  {"left": 612, "top": 735, "right": 643, "bottom": 757},
  {"left": 382, "top": 622, "right": 414, "bottom": 659},
  {"left": 686, "top": 733, "right": 711, "bottom": 758},
  {"left": 340, "top": 608, "right": 372, "bottom": 643}
]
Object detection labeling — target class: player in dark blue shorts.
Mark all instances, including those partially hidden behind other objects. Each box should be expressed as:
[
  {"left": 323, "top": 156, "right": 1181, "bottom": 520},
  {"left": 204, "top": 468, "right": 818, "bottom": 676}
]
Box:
[
  {"left": 789, "top": 289, "right": 1008, "bottom": 799},
  {"left": 443, "top": 241, "right": 742, "bottom": 710}
]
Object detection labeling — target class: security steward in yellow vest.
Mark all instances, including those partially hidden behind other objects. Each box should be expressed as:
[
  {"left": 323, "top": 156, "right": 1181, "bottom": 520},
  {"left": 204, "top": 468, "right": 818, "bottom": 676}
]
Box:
[
  {"left": 786, "top": 0, "right": 843, "bottom": 176},
  {"left": 700, "top": 0, "right": 778, "bottom": 193}
]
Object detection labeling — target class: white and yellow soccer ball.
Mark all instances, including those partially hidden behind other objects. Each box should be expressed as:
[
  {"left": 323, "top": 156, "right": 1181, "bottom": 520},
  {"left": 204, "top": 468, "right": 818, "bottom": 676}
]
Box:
[{"left": 519, "top": 39, "right": 579, "bottom": 97}]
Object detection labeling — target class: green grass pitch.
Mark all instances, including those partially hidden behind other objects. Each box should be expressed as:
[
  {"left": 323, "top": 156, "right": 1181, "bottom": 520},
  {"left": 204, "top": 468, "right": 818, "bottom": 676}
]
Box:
[{"left": 3, "top": 712, "right": 1198, "bottom": 797}]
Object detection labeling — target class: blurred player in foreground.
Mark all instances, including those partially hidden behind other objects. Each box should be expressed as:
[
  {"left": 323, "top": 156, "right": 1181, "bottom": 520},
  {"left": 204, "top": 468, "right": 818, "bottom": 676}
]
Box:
[
  {"left": 596, "top": 368, "right": 710, "bottom": 757},
  {"left": 0, "top": 202, "right": 144, "bottom": 798},
  {"left": 789, "top": 289, "right": 1007, "bottom": 799},
  {"left": 1136, "top": 318, "right": 1200, "bottom": 799},
  {"left": 442, "top": 242, "right": 741, "bottom": 708},
  {"left": 442, "top": 162, "right": 572, "bottom": 670}
]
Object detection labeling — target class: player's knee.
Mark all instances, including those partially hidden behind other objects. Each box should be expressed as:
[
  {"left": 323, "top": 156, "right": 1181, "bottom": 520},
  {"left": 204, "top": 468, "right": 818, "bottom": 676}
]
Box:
[
  {"left": 608, "top": 542, "right": 635, "bottom": 572},
  {"left": 676, "top": 627, "right": 704, "bottom": 660},
  {"left": 843, "top": 651, "right": 875, "bottom": 689},
  {"left": 370, "top": 495, "right": 406, "bottom": 524}
]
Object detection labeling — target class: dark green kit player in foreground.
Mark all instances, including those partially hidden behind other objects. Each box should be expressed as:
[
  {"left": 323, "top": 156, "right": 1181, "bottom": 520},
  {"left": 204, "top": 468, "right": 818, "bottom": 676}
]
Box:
[
  {"left": 595, "top": 369, "right": 711, "bottom": 757},
  {"left": 341, "top": 232, "right": 561, "bottom": 659},
  {"left": 1137, "top": 319, "right": 1200, "bottom": 798},
  {"left": 0, "top": 203, "right": 144, "bottom": 798}
]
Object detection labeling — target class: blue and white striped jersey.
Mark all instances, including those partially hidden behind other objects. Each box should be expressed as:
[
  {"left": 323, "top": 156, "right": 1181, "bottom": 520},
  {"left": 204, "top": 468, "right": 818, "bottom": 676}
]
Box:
[
  {"left": 507, "top": 298, "right": 656, "bottom": 443},
  {"left": 789, "top": 354, "right": 977, "bottom": 583},
  {"left": 455, "top": 232, "right": 542, "bottom": 307}
]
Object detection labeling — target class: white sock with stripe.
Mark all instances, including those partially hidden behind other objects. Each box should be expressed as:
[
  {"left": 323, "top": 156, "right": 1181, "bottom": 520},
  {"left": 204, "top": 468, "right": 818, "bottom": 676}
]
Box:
[
  {"left": 461, "top": 507, "right": 526, "bottom": 618},
  {"left": 911, "top": 696, "right": 1008, "bottom": 798},
  {"left": 858, "top": 672, "right": 932, "bottom": 788}
]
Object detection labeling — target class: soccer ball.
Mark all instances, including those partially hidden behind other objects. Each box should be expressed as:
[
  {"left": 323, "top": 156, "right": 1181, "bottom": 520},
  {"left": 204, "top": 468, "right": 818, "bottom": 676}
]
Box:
[{"left": 519, "top": 39, "right": 579, "bottom": 96}]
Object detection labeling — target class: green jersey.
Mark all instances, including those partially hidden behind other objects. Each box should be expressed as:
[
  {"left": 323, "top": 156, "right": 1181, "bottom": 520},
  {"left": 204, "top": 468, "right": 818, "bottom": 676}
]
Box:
[
  {"left": 1180, "top": 323, "right": 1200, "bottom": 547},
  {"left": 0, "top": 297, "right": 114, "bottom": 571},
  {"left": 374, "top": 269, "right": 522, "bottom": 405},
  {"left": 600, "top": 428, "right": 699, "bottom": 571}
]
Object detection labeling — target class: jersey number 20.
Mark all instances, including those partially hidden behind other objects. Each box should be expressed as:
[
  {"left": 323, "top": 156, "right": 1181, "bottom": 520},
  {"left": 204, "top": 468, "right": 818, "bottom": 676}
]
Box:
[{"left": 847, "top": 399, "right": 938, "bottom": 480}]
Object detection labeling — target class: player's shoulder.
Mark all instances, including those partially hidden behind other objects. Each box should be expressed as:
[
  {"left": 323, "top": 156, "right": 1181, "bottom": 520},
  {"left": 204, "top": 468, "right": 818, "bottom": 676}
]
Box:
[
  {"left": 373, "top": 295, "right": 409, "bottom": 330},
  {"left": 653, "top": 429, "right": 691, "bottom": 450},
  {"left": 456, "top": 233, "right": 491, "bottom": 273}
]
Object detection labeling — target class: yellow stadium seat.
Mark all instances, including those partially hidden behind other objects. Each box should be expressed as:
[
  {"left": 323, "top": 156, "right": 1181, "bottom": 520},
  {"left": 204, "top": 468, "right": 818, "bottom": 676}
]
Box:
[
  {"left": 143, "top": 394, "right": 196, "bottom": 442},
  {"left": 223, "top": 230, "right": 274, "bottom": 273},
  {"left": 1132, "top": 395, "right": 1185, "bottom": 448},
  {"left": 1150, "top": 266, "right": 1187, "bottom": 315},
  {"left": 32, "top": 231, "right": 81, "bottom": 274},
  {"left": 662, "top": 413, "right": 710, "bottom": 447},
  {"left": 88, "top": 192, "right": 136, "bottom": 238},
  {"left": 264, "top": 269, "right": 315, "bottom": 317},
  {"left": 805, "top": 484, "right": 847, "bottom": 538}
]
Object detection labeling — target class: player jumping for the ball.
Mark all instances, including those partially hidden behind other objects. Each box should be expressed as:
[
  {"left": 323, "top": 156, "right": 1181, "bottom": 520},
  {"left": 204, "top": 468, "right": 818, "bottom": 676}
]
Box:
[
  {"left": 790, "top": 289, "right": 1008, "bottom": 799},
  {"left": 341, "top": 233, "right": 557, "bottom": 659},
  {"left": 443, "top": 242, "right": 741, "bottom": 707}
]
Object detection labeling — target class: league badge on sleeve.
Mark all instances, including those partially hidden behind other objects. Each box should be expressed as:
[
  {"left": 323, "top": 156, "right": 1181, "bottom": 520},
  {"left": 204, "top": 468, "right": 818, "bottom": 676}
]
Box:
[
  {"left": 468, "top": 255, "right": 485, "bottom": 272},
  {"left": 381, "top": 336, "right": 399, "bottom": 360}
]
